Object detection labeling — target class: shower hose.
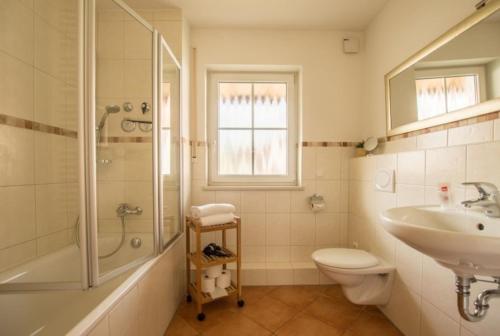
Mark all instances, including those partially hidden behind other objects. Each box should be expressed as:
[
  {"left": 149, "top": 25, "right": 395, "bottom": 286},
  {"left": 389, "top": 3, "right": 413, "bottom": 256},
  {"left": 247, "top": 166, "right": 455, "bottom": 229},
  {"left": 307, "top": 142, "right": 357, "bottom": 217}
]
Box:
[{"left": 74, "top": 215, "right": 126, "bottom": 259}]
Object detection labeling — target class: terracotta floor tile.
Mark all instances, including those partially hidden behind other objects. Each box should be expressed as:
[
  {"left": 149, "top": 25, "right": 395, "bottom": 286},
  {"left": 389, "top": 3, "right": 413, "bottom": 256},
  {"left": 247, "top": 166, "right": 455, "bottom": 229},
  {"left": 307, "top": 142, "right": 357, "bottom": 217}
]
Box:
[
  {"left": 268, "top": 286, "right": 323, "bottom": 310},
  {"left": 164, "top": 315, "right": 199, "bottom": 336},
  {"left": 241, "top": 286, "right": 277, "bottom": 304},
  {"left": 303, "top": 296, "right": 363, "bottom": 331},
  {"left": 202, "top": 310, "right": 272, "bottom": 336},
  {"left": 241, "top": 296, "right": 299, "bottom": 332},
  {"left": 275, "top": 313, "right": 343, "bottom": 336},
  {"left": 176, "top": 298, "right": 237, "bottom": 333},
  {"left": 345, "top": 311, "right": 403, "bottom": 336}
]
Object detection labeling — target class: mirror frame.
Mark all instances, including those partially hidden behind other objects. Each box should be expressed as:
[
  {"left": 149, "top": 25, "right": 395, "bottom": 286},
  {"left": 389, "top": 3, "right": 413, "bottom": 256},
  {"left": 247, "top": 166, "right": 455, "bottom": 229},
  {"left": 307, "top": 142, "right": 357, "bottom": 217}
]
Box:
[{"left": 385, "top": 0, "right": 500, "bottom": 136}]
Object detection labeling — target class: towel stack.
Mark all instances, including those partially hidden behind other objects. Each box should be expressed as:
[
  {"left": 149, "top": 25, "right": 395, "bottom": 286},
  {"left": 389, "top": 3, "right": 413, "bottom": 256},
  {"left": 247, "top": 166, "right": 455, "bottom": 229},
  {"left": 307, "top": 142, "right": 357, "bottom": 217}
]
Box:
[{"left": 190, "top": 203, "right": 236, "bottom": 226}]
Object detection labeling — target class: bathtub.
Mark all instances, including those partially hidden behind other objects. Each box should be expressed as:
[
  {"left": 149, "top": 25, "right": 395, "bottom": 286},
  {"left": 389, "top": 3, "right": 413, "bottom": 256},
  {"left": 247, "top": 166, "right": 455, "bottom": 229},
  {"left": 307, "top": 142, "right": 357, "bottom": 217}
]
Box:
[{"left": 0, "top": 233, "right": 184, "bottom": 336}]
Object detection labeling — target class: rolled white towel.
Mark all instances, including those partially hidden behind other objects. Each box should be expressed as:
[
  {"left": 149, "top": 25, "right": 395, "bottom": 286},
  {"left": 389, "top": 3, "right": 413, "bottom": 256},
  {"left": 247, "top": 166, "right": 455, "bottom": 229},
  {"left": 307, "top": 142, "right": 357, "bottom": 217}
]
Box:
[
  {"left": 191, "top": 203, "right": 236, "bottom": 218},
  {"left": 199, "top": 213, "right": 235, "bottom": 226}
]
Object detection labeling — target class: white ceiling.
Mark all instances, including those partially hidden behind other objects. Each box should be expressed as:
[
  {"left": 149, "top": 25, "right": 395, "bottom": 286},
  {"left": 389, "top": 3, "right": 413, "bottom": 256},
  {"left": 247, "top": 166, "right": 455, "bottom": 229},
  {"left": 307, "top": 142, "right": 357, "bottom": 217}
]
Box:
[{"left": 125, "top": 0, "right": 389, "bottom": 30}]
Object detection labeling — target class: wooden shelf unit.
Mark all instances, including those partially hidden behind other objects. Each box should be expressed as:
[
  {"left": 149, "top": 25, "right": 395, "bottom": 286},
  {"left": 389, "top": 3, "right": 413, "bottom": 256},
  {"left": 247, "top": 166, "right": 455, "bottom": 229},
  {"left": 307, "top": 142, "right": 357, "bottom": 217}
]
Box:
[{"left": 185, "top": 216, "right": 243, "bottom": 320}]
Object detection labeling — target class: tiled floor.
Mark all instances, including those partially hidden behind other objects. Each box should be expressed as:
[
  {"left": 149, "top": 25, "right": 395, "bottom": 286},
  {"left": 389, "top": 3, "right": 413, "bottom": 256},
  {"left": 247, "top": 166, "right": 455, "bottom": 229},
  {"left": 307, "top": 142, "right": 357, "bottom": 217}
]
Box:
[{"left": 164, "top": 285, "right": 403, "bottom": 336}]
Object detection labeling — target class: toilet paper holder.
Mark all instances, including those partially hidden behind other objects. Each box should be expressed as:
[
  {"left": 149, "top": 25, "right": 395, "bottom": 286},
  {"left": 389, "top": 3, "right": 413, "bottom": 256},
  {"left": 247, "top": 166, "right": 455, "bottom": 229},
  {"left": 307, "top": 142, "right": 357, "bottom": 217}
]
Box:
[{"left": 309, "top": 193, "right": 325, "bottom": 212}]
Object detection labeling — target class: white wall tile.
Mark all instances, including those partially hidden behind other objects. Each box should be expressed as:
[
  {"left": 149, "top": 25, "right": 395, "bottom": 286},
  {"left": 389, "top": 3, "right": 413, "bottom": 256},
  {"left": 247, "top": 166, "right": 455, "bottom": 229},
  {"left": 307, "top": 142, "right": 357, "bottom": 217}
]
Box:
[
  {"left": 397, "top": 184, "right": 425, "bottom": 207},
  {"left": 241, "top": 191, "right": 266, "bottom": 213},
  {"left": 0, "top": 240, "right": 36, "bottom": 273},
  {"left": 266, "top": 213, "right": 290, "bottom": 246},
  {"left": 315, "top": 180, "right": 341, "bottom": 213},
  {"left": 420, "top": 299, "right": 460, "bottom": 336},
  {"left": 395, "top": 241, "right": 422, "bottom": 294},
  {"left": 290, "top": 179, "right": 315, "bottom": 213},
  {"left": 494, "top": 119, "right": 500, "bottom": 142},
  {"left": 417, "top": 130, "right": 447, "bottom": 150},
  {"left": 0, "top": 126, "right": 35, "bottom": 187},
  {"left": 266, "top": 191, "right": 290, "bottom": 213},
  {"left": 315, "top": 147, "right": 341, "bottom": 180},
  {"left": 448, "top": 121, "right": 493, "bottom": 146},
  {"left": 466, "top": 142, "right": 500, "bottom": 187},
  {"left": 315, "top": 213, "right": 341, "bottom": 246},
  {"left": 290, "top": 214, "right": 315, "bottom": 246},
  {"left": 0, "top": 186, "right": 36, "bottom": 249},
  {"left": 397, "top": 151, "right": 425, "bottom": 185},
  {"left": 266, "top": 246, "right": 290, "bottom": 263},
  {"left": 302, "top": 147, "right": 316, "bottom": 180},
  {"left": 241, "top": 213, "right": 265, "bottom": 246},
  {"left": 425, "top": 146, "right": 466, "bottom": 188}
]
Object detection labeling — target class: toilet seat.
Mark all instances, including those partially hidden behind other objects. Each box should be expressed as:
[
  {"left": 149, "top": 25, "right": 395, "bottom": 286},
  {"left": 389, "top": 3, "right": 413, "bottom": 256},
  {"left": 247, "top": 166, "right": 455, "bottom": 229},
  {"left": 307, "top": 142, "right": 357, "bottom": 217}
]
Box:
[{"left": 312, "top": 248, "right": 379, "bottom": 269}]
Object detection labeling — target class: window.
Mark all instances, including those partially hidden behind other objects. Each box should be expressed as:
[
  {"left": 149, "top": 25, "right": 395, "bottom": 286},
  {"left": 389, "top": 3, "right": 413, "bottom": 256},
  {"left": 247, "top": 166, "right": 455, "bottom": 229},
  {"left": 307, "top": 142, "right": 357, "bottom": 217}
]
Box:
[
  {"left": 416, "top": 74, "right": 480, "bottom": 120},
  {"left": 207, "top": 71, "right": 299, "bottom": 186}
]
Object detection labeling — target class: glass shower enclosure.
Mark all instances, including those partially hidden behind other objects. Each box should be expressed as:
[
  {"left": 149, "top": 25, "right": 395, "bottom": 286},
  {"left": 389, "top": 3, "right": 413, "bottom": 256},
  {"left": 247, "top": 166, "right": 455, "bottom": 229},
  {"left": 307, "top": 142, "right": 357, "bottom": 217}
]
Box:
[{"left": 0, "top": 0, "right": 182, "bottom": 291}]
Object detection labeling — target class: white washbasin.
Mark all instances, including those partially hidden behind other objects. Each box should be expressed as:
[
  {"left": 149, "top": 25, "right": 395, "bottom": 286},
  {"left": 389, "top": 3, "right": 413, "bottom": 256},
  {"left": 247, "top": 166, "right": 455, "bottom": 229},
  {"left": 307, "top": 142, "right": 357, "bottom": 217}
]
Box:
[{"left": 380, "top": 206, "right": 500, "bottom": 277}]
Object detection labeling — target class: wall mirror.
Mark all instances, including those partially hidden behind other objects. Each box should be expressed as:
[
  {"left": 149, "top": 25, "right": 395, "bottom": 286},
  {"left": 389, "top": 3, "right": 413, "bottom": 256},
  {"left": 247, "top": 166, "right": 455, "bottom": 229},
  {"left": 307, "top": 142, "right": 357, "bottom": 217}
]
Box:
[{"left": 386, "top": 0, "right": 500, "bottom": 136}]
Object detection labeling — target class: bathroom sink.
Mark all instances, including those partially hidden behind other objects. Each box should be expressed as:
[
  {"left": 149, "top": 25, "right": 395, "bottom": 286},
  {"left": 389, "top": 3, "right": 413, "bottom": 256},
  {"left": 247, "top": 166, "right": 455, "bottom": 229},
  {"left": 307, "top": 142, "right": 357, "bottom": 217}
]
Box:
[{"left": 380, "top": 206, "right": 500, "bottom": 277}]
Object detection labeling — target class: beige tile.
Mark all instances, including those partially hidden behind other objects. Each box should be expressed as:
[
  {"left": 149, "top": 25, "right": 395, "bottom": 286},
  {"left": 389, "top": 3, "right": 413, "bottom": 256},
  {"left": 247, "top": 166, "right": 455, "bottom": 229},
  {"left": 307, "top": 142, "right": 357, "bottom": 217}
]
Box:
[
  {"left": 0, "top": 0, "right": 34, "bottom": 64},
  {"left": 34, "top": 15, "right": 66, "bottom": 80},
  {"left": 417, "top": 130, "right": 447, "bottom": 150},
  {"left": 96, "top": 59, "right": 124, "bottom": 98},
  {"left": 124, "top": 59, "right": 152, "bottom": 98},
  {"left": 153, "top": 9, "right": 182, "bottom": 21},
  {"left": 448, "top": 121, "right": 493, "bottom": 146},
  {"left": 301, "top": 147, "right": 316, "bottom": 180},
  {"left": 242, "top": 246, "right": 266, "bottom": 263},
  {"left": 275, "top": 313, "right": 342, "bottom": 336},
  {"left": 266, "top": 213, "right": 290, "bottom": 246},
  {"left": 315, "top": 147, "right": 341, "bottom": 180},
  {"left": 0, "top": 185, "right": 36, "bottom": 249},
  {"left": 290, "top": 179, "right": 315, "bottom": 213},
  {"left": 292, "top": 268, "right": 319, "bottom": 285},
  {"left": 124, "top": 143, "right": 153, "bottom": 181},
  {"left": 191, "top": 179, "right": 216, "bottom": 206},
  {"left": 97, "top": 20, "right": 124, "bottom": 59},
  {"left": 315, "top": 180, "right": 341, "bottom": 212},
  {"left": 290, "top": 245, "right": 316, "bottom": 263},
  {"left": 420, "top": 299, "right": 459, "bottom": 336},
  {"left": 397, "top": 151, "right": 425, "bottom": 185},
  {"left": 109, "top": 286, "right": 140, "bottom": 336},
  {"left": 266, "top": 191, "right": 291, "bottom": 213},
  {"left": 315, "top": 213, "right": 341, "bottom": 246},
  {"left": 34, "top": 132, "right": 67, "bottom": 184},
  {"left": 34, "top": 69, "right": 66, "bottom": 128},
  {"left": 494, "top": 119, "right": 500, "bottom": 142},
  {"left": 88, "top": 317, "right": 109, "bottom": 336},
  {"left": 425, "top": 146, "right": 466, "bottom": 188},
  {"left": 154, "top": 21, "right": 182, "bottom": 61},
  {"left": 466, "top": 142, "right": 500, "bottom": 188},
  {"left": 421, "top": 255, "right": 459, "bottom": 321},
  {"left": 396, "top": 184, "right": 425, "bottom": 207},
  {"left": 123, "top": 19, "right": 152, "bottom": 60},
  {"left": 266, "top": 267, "right": 294, "bottom": 285},
  {"left": 241, "top": 191, "right": 266, "bottom": 213},
  {"left": 395, "top": 241, "right": 422, "bottom": 294},
  {"left": 241, "top": 213, "right": 266, "bottom": 246},
  {"left": 35, "top": 183, "right": 69, "bottom": 235},
  {"left": 0, "top": 126, "right": 35, "bottom": 187},
  {"left": 37, "top": 228, "right": 72, "bottom": 256},
  {"left": 266, "top": 246, "right": 290, "bottom": 263},
  {"left": 380, "top": 276, "right": 421, "bottom": 336},
  {"left": 290, "top": 213, "right": 315, "bottom": 246},
  {"left": 0, "top": 240, "right": 36, "bottom": 272},
  {"left": 0, "top": 51, "right": 34, "bottom": 120},
  {"left": 349, "top": 156, "right": 376, "bottom": 181}
]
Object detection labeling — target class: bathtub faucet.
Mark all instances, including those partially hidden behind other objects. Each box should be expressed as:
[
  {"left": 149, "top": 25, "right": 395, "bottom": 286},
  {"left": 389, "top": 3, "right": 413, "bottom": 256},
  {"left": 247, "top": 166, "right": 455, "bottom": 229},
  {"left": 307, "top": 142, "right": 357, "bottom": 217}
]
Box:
[{"left": 116, "top": 203, "right": 143, "bottom": 217}]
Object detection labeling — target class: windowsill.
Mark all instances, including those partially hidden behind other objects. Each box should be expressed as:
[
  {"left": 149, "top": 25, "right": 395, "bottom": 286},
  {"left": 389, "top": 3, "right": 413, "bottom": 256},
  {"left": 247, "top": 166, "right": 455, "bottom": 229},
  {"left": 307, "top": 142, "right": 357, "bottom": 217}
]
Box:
[{"left": 203, "top": 185, "right": 304, "bottom": 191}]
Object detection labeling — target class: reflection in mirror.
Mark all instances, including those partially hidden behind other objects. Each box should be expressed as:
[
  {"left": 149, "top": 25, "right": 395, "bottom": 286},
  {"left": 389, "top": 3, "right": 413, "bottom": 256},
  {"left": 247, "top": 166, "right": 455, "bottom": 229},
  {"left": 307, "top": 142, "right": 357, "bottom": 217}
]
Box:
[
  {"left": 389, "top": 9, "right": 500, "bottom": 130},
  {"left": 160, "top": 38, "right": 182, "bottom": 248}
]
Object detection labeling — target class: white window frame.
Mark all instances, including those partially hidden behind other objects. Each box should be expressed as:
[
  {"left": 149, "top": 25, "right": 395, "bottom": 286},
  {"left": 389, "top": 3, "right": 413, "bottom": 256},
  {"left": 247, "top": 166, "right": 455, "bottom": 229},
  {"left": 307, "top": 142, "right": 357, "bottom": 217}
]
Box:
[{"left": 207, "top": 71, "right": 299, "bottom": 187}]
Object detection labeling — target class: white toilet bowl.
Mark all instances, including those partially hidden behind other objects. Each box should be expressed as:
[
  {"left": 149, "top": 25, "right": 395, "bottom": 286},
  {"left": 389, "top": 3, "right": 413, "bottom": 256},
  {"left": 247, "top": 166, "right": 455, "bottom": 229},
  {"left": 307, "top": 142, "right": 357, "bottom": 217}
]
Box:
[{"left": 312, "top": 248, "right": 395, "bottom": 305}]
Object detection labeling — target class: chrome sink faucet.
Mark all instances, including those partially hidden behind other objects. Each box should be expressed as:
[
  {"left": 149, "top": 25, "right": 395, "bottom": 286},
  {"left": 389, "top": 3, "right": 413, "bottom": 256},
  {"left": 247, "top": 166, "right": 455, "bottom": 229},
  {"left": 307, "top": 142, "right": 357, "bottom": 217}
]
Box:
[{"left": 461, "top": 182, "right": 500, "bottom": 218}]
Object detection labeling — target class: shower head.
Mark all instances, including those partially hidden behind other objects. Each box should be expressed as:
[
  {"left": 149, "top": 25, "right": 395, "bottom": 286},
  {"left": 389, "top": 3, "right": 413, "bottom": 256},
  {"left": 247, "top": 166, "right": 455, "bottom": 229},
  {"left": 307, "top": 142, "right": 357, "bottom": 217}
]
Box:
[
  {"left": 105, "top": 105, "right": 121, "bottom": 114},
  {"left": 96, "top": 105, "right": 121, "bottom": 144}
]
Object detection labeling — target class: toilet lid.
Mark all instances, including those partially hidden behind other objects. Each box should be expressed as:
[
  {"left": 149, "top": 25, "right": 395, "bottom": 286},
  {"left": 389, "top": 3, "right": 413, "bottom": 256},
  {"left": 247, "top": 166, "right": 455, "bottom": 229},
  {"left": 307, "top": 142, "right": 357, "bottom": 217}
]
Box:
[{"left": 312, "top": 248, "right": 379, "bottom": 269}]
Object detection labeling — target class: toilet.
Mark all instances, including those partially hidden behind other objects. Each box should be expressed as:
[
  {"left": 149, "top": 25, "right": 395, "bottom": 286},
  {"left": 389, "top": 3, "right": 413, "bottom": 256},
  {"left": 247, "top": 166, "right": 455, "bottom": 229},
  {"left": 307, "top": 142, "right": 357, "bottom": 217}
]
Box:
[{"left": 312, "top": 248, "right": 395, "bottom": 305}]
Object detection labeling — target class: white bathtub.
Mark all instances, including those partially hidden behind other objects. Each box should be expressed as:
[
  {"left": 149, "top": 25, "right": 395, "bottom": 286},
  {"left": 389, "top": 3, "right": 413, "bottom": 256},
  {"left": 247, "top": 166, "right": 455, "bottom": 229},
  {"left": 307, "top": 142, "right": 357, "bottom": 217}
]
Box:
[{"left": 0, "top": 233, "right": 184, "bottom": 336}]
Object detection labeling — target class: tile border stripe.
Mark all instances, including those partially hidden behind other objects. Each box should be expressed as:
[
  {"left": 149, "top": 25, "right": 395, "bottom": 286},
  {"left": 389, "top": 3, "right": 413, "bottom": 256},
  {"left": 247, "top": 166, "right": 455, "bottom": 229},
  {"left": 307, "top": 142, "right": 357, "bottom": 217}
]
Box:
[{"left": 0, "top": 114, "right": 78, "bottom": 139}]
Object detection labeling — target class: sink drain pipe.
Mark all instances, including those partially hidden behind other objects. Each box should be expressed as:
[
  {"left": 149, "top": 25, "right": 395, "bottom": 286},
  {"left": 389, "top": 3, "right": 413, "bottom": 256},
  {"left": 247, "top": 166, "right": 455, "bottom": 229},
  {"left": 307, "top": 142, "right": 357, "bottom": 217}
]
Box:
[{"left": 456, "top": 276, "right": 500, "bottom": 322}]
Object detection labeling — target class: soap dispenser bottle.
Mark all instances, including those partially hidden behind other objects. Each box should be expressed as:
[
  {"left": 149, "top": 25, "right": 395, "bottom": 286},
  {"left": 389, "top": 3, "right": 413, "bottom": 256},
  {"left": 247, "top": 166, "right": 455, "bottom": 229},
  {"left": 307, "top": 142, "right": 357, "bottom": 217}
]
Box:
[{"left": 439, "top": 183, "right": 451, "bottom": 209}]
